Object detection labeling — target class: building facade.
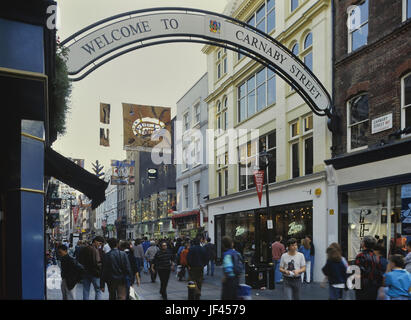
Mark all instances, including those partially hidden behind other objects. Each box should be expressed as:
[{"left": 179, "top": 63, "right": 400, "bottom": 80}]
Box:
[
  {"left": 325, "top": 0, "right": 411, "bottom": 261},
  {"left": 175, "top": 73, "right": 210, "bottom": 239},
  {"left": 204, "top": 0, "right": 333, "bottom": 281}
]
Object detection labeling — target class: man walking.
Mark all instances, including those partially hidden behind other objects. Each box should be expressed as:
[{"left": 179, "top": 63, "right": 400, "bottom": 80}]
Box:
[
  {"left": 187, "top": 237, "right": 208, "bottom": 300},
  {"left": 142, "top": 237, "right": 151, "bottom": 273},
  {"left": 134, "top": 239, "right": 145, "bottom": 279},
  {"left": 279, "top": 238, "right": 306, "bottom": 300},
  {"left": 272, "top": 235, "right": 285, "bottom": 284},
  {"left": 77, "top": 236, "right": 104, "bottom": 300},
  {"left": 152, "top": 241, "right": 175, "bottom": 300},
  {"left": 100, "top": 238, "right": 132, "bottom": 300},
  {"left": 204, "top": 237, "right": 216, "bottom": 277},
  {"left": 145, "top": 241, "right": 160, "bottom": 282},
  {"left": 354, "top": 236, "right": 384, "bottom": 300},
  {"left": 221, "top": 236, "right": 242, "bottom": 300},
  {"left": 57, "top": 244, "right": 84, "bottom": 300}
]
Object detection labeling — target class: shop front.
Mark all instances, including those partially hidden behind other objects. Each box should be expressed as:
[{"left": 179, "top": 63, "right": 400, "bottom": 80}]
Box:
[
  {"left": 172, "top": 210, "right": 203, "bottom": 239},
  {"left": 215, "top": 201, "right": 313, "bottom": 264}
]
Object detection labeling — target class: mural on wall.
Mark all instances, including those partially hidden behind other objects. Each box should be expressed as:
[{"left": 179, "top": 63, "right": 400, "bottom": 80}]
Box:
[
  {"left": 111, "top": 160, "right": 135, "bottom": 185},
  {"left": 100, "top": 103, "right": 111, "bottom": 124}
]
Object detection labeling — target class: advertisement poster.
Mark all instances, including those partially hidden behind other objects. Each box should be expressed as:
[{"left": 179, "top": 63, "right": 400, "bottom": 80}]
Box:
[
  {"left": 111, "top": 160, "right": 135, "bottom": 185},
  {"left": 122, "top": 103, "right": 171, "bottom": 151},
  {"left": 401, "top": 184, "right": 411, "bottom": 235}
]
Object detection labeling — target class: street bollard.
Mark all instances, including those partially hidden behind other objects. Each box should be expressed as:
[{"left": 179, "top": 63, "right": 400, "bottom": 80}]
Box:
[
  {"left": 187, "top": 281, "right": 197, "bottom": 300},
  {"left": 268, "top": 262, "right": 275, "bottom": 290}
]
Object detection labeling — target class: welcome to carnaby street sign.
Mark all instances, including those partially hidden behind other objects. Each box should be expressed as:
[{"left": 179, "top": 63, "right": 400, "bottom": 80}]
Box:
[{"left": 62, "top": 7, "right": 332, "bottom": 117}]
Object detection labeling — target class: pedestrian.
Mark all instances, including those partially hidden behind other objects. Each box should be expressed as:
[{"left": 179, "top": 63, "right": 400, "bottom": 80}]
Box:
[
  {"left": 187, "top": 237, "right": 208, "bottom": 300},
  {"left": 405, "top": 240, "right": 411, "bottom": 273},
  {"left": 100, "top": 238, "right": 132, "bottom": 300},
  {"left": 204, "top": 237, "right": 216, "bottom": 277},
  {"left": 354, "top": 235, "right": 384, "bottom": 300},
  {"left": 119, "top": 241, "right": 140, "bottom": 299},
  {"left": 74, "top": 240, "right": 84, "bottom": 259},
  {"left": 299, "top": 238, "right": 312, "bottom": 283},
  {"left": 272, "top": 235, "right": 286, "bottom": 284},
  {"left": 57, "top": 244, "right": 84, "bottom": 300},
  {"left": 68, "top": 243, "right": 75, "bottom": 257},
  {"left": 152, "top": 241, "right": 175, "bottom": 300},
  {"left": 77, "top": 236, "right": 104, "bottom": 300},
  {"left": 279, "top": 238, "right": 306, "bottom": 300},
  {"left": 178, "top": 241, "right": 190, "bottom": 281},
  {"left": 145, "top": 240, "right": 160, "bottom": 282},
  {"left": 142, "top": 237, "right": 151, "bottom": 273},
  {"left": 306, "top": 235, "right": 315, "bottom": 282},
  {"left": 322, "top": 244, "right": 348, "bottom": 300},
  {"left": 374, "top": 244, "right": 388, "bottom": 273},
  {"left": 134, "top": 239, "right": 144, "bottom": 284},
  {"left": 221, "top": 236, "right": 242, "bottom": 300},
  {"left": 103, "top": 241, "right": 111, "bottom": 254},
  {"left": 378, "top": 254, "right": 411, "bottom": 300}
]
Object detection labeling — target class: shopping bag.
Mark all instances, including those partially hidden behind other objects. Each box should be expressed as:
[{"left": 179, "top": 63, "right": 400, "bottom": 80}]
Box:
[{"left": 129, "top": 286, "right": 139, "bottom": 300}]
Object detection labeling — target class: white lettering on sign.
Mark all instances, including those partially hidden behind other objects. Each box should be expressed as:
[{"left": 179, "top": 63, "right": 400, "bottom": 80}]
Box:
[
  {"left": 288, "top": 222, "right": 303, "bottom": 235},
  {"left": 371, "top": 113, "right": 392, "bottom": 134}
]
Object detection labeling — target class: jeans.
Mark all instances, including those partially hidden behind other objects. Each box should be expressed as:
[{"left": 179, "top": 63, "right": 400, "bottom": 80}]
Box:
[
  {"left": 221, "top": 276, "right": 239, "bottom": 300},
  {"left": 82, "top": 274, "right": 102, "bottom": 300},
  {"left": 144, "top": 259, "right": 149, "bottom": 273},
  {"left": 329, "top": 285, "right": 344, "bottom": 300},
  {"left": 283, "top": 277, "right": 301, "bottom": 300},
  {"left": 61, "top": 279, "right": 76, "bottom": 300},
  {"left": 272, "top": 259, "right": 282, "bottom": 283},
  {"left": 207, "top": 260, "right": 215, "bottom": 276},
  {"left": 157, "top": 269, "right": 171, "bottom": 299}
]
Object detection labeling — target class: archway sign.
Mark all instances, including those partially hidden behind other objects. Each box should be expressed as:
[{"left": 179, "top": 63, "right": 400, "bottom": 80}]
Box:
[{"left": 62, "top": 7, "right": 333, "bottom": 118}]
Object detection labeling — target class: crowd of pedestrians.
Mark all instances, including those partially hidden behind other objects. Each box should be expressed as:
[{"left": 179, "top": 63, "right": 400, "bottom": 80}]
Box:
[{"left": 48, "top": 232, "right": 411, "bottom": 301}]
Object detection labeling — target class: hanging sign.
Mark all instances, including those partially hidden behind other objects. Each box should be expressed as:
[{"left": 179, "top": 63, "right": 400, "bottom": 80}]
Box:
[{"left": 253, "top": 170, "right": 265, "bottom": 205}]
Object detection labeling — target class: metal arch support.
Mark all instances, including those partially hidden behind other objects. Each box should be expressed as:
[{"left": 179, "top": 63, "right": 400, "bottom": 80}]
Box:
[{"left": 61, "top": 7, "right": 334, "bottom": 119}]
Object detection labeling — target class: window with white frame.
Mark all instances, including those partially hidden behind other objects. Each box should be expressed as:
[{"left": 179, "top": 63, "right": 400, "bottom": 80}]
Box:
[
  {"left": 216, "top": 48, "right": 227, "bottom": 80},
  {"left": 183, "top": 185, "right": 189, "bottom": 209},
  {"left": 259, "top": 131, "right": 277, "bottom": 184},
  {"left": 194, "top": 181, "right": 201, "bottom": 207},
  {"left": 347, "top": 94, "right": 369, "bottom": 151},
  {"left": 182, "top": 146, "right": 188, "bottom": 170},
  {"left": 183, "top": 112, "right": 189, "bottom": 131},
  {"left": 194, "top": 103, "right": 200, "bottom": 125},
  {"left": 403, "top": 0, "right": 411, "bottom": 21},
  {"left": 237, "top": 67, "right": 276, "bottom": 123},
  {"left": 289, "top": 115, "right": 313, "bottom": 178},
  {"left": 302, "top": 33, "right": 313, "bottom": 71},
  {"left": 401, "top": 73, "right": 411, "bottom": 132},
  {"left": 291, "top": 0, "right": 299, "bottom": 12},
  {"left": 348, "top": 0, "right": 368, "bottom": 53},
  {"left": 194, "top": 138, "right": 201, "bottom": 165},
  {"left": 216, "top": 98, "right": 228, "bottom": 132},
  {"left": 217, "top": 152, "right": 228, "bottom": 196}
]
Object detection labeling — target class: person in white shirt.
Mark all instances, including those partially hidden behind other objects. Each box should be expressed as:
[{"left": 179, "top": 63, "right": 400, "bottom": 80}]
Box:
[{"left": 279, "top": 238, "right": 306, "bottom": 300}]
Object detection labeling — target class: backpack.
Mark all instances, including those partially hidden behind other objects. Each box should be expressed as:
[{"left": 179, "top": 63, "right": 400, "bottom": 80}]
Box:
[{"left": 230, "top": 250, "right": 244, "bottom": 276}]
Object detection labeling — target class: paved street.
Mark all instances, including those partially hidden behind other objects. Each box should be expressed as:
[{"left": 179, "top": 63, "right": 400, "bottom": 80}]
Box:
[{"left": 47, "top": 264, "right": 356, "bottom": 300}]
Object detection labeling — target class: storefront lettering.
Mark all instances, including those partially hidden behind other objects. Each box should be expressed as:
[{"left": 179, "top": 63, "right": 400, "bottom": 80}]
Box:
[{"left": 288, "top": 222, "right": 303, "bottom": 235}]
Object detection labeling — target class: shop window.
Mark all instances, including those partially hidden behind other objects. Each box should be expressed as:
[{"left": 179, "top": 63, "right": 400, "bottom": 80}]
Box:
[
  {"left": 401, "top": 73, "right": 411, "bottom": 134},
  {"left": 237, "top": 67, "right": 276, "bottom": 123},
  {"left": 341, "top": 185, "right": 409, "bottom": 262},
  {"left": 348, "top": 0, "right": 368, "bottom": 53},
  {"left": 347, "top": 94, "right": 369, "bottom": 151}
]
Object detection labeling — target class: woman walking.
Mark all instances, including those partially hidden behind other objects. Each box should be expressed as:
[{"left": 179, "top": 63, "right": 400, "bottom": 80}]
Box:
[
  {"left": 322, "top": 243, "right": 348, "bottom": 300},
  {"left": 299, "top": 238, "right": 312, "bottom": 283}
]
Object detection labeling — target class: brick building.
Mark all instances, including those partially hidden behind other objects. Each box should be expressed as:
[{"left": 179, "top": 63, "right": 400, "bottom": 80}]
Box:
[{"left": 325, "top": 0, "right": 411, "bottom": 261}]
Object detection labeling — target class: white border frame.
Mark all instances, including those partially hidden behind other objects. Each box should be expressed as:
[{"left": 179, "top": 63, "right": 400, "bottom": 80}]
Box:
[
  {"left": 401, "top": 72, "right": 411, "bottom": 137},
  {"left": 347, "top": 95, "right": 369, "bottom": 152}
]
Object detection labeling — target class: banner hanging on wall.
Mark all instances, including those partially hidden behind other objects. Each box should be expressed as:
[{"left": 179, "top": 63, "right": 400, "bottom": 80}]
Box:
[
  {"left": 100, "top": 128, "right": 110, "bottom": 147},
  {"left": 253, "top": 170, "right": 265, "bottom": 206},
  {"left": 122, "top": 103, "right": 171, "bottom": 151},
  {"left": 100, "top": 103, "right": 111, "bottom": 124},
  {"left": 111, "top": 160, "right": 135, "bottom": 185}
]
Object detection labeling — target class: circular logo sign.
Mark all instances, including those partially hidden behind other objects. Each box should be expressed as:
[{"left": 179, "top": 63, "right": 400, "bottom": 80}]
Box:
[{"left": 132, "top": 117, "right": 165, "bottom": 137}]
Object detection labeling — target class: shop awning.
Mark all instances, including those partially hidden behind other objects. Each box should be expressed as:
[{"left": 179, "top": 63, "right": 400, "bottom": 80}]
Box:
[
  {"left": 44, "top": 147, "right": 108, "bottom": 209},
  {"left": 171, "top": 210, "right": 200, "bottom": 228}
]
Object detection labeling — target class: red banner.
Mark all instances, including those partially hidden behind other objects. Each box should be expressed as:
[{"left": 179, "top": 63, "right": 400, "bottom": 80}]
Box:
[
  {"left": 254, "top": 170, "right": 265, "bottom": 205},
  {"left": 73, "top": 206, "right": 79, "bottom": 224}
]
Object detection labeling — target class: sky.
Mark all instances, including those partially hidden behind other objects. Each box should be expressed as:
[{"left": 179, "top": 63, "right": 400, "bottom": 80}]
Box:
[{"left": 53, "top": 0, "right": 229, "bottom": 174}]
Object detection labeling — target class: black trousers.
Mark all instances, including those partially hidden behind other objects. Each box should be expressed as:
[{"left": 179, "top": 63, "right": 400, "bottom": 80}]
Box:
[
  {"left": 157, "top": 269, "right": 171, "bottom": 297},
  {"left": 221, "top": 276, "right": 239, "bottom": 300},
  {"left": 355, "top": 285, "right": 379, "bottom": 300},
  {"left": 149, "top": 261, "right": 157, "bottom": 282}
]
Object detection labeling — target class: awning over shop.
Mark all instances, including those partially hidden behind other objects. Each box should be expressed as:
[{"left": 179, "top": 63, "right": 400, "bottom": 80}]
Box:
[
  {"left": 44, "top": 147, "right": 108, "bottom": 209},
  {"left": 172, "top": 210, "right": 200, "bottom": 228}
]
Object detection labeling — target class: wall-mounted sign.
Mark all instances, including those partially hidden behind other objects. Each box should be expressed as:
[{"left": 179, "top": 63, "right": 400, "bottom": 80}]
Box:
[
  {"left": 288, "top": 222, "right": 303, "bottom": 235},
  {"left": 62, "top": 8, "right": 331, "bottom": 116},
  {"left": 267, "top": 220, "right": 273, "bottom": 230},
  {"left": 148, "top": 168, "right": 158, "bottom": 179},
  {"left": 111, "top": 160, "right": 135, "bottom": 185},
  {"left": 371, "top": 113, "right": 392, "bottom": 134}
]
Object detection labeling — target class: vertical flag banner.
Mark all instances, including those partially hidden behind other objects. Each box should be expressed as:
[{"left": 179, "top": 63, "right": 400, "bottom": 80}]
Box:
[
  {"left": 253, "top": 170, "right": 265, "bottom": 205},
  {"left": 100, "top": 103, "right": 111, "bottom": 124},
  {"left": 122, "top": 103, "right": 171, "bottom": 151},
  {"left": 100, "top": 128, "right": 110, "bottom": 147},
  {"left": 401, "top": 184, "right": 411, "bottom": 235},
  {"left": 111, "top": 160, "right": 135, "bottom": 185}
]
